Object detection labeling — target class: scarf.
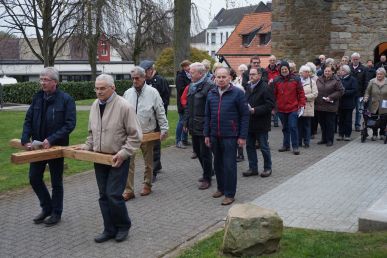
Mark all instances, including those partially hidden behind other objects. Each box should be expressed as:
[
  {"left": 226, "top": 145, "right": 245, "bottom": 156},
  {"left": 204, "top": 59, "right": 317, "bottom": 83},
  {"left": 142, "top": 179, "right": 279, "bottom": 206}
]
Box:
[{"left": 189, "top": 75, "right": 207, "bottom": 94}]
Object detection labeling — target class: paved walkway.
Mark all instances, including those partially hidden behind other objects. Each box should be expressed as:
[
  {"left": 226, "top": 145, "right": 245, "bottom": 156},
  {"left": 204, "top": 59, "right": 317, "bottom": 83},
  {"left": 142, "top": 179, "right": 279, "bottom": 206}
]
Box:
[
  {"left": 252, "top": 136, "right": 387, "bottom": 232},
  {"left": 0, "top": 123, "right": 385, "bottom": 257}
]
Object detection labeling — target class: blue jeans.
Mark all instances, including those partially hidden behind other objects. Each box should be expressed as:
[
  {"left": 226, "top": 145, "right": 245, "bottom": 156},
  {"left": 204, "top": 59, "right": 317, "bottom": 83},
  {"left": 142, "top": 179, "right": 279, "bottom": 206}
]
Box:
[
  {"left": 298, "top": 117, "right": 311, "bottom": 146},
  {"left": 175, "top": 112, "right": 188, "bottom": 143},
  {"left": 29, "top": 158, "right": 64, "bottom": 216},
  {"left": 278, "top": 111, "right": 299, "bottom": 149},
  {"left": 95, "top": 159, "right": 131, "bottom": 235},
  {"left": 211, "top": 137, "right": 237, "bottom": 198},
  {"left": 246, "top": 132, "right": 272, "bottom": 171},
  {"left": 355, "top": 97, "right": 363, "bottom": 128}
]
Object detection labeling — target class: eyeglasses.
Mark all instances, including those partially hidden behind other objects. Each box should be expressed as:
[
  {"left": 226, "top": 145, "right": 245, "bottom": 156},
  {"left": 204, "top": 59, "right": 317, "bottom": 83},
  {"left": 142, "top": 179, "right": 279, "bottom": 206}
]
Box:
[
  {"left": 131, "top": 77, "right": 141, "bottom": 80},
  {"left": 94, "top": 87, "right": 109, "bottom": 92},
  {"left": 39, "top": 78, "right": 54, "bottom": 83},
  {"left": 252, "top": 62, "right": 260, "bottom": 64},
  {"left": 249, "top": 73, "right": 258, "bottom": 76}
]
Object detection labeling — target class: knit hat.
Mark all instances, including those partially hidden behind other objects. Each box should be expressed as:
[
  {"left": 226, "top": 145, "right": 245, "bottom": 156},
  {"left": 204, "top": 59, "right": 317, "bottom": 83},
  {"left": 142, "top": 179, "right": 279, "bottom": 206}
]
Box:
[{"left": 279, "top": 61, "right": 290, "bottom": 71}]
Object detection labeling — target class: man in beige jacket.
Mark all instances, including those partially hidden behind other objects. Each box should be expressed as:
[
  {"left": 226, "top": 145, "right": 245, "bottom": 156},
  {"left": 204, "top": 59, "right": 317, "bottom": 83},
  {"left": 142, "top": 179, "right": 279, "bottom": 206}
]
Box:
[
  {"left": 83, "top": 74, "right": 142, "bottom": 243},
  {"left": 123, "top": 66, "right": 169, "bottom": 200}
]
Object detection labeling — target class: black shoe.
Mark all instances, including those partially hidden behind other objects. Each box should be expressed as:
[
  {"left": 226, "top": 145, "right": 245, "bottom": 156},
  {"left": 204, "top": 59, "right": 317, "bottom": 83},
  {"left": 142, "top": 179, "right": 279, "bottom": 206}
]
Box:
[
  {"left": 293, "top": 149, "right": 300, "bottom": 155},
  {"left": 115, "top": 230, "right": 129, "bottom": 242},
  {"left": 278, "top": 147, "right": 290, "bottom": 152},
  {"left": 317, "top": 141, "right": 326, "bottom": 145},
  {"left": 355, "top": 127, "right": 361, "bottom": 132},
  {"left": 242, "top": 169, "right": 259, "bottom": 177},
  {"left": 273, "top": 123, "right": 279, "bottom": 127},
  {"left": 326, "top": 141, "right": 333, "bottom": 147},
  {"left": 182, "top": 140, "right": 191, "bottom": 146},
  {"left": 94, "top": 233, "right": 115, "bottom": 243},
  {"left": 43, "top": 214, "right": 61, "bottom": 227},
  {"left": 260, "top": 169, "right": 272, "bottom": 178},
  {"left": 33, "top": 212, "right": 50, "bottom": 224}
]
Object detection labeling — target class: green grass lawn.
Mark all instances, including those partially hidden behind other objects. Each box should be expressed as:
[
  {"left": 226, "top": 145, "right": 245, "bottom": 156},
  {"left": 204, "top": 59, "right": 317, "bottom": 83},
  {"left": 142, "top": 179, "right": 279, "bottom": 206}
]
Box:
[
  {"left": 0, "top": 110, "right": 178, "bottom": 193},
  {"left": 178, "top": 228, "right": 387, "bottom": 258}
]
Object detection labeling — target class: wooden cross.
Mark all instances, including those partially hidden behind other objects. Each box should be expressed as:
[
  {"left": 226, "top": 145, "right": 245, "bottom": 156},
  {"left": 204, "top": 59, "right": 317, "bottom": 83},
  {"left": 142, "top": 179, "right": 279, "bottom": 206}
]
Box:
[{"left": 9, "top": 132, "right": 161, "bottom": 166}]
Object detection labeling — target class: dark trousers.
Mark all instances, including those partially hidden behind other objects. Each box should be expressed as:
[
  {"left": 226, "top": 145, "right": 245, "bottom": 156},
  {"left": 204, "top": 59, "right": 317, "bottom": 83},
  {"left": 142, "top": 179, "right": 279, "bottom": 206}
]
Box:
[
  {"left": 311, "top": 111, "right": 319, "bottom": 135},
  {"left": 95, "top": 159, "right": 131, "bottom": 235},
  {"left": 298, "top": 117, "right": 312, "bottom": 146},
  {"left": 211, "top": 137, "right": 237, "bottom": 198},
  {"left": 317, "top": 111, "right": 336, "bottom": 143},
  {"left": 246, "top": 132, "right": 272, "bottom": 171},
  {"left": 153, "top": 139, "right": 161, "bottom": 174},
  {"left": 192, "top": 135, "right": 213, "bottom": 182},
  {"left": 338, "top": 108, "right": 354, "bottom": 137},
  {"left": 29, "top": 158, "right": 64, "bottom": 216}
]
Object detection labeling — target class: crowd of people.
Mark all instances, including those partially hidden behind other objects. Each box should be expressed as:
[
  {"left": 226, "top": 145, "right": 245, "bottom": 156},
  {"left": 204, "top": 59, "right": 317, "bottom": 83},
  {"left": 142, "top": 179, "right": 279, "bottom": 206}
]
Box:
[{"left": 19, "top": 51, "right": 387, "bottom": 243}]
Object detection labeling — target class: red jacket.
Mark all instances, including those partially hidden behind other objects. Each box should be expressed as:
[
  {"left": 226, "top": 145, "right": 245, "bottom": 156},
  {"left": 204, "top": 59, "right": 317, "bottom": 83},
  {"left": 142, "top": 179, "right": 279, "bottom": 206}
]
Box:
[
  {"left": 266, "top": 65, "right": 280, "bottom": 82},
  {"left": 273, "top": 75, "right": 306, "bottom": 113}
]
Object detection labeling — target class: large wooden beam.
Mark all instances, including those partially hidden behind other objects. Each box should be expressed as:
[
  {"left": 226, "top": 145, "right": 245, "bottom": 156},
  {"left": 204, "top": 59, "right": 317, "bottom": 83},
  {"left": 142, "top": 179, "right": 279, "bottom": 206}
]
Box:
[
  {"left": 11, "top": 147, "right": 65, "bottom": 164},
  {"left": 9, "top": 132, "right": 161, "bottom": 165}
]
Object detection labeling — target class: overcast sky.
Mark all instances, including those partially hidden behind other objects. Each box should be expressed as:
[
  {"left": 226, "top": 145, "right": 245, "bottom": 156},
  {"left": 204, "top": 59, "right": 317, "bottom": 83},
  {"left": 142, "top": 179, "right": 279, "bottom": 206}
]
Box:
[{"left": 191, "top": 0, "right": 269, "bottom": 31}]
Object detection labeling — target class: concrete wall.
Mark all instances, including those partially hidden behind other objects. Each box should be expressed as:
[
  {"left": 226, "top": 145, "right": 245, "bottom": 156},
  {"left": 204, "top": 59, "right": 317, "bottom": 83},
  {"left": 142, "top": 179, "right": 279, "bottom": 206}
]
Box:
[{"left": 271, "top": 0, "right": 387, "bottom": 65}]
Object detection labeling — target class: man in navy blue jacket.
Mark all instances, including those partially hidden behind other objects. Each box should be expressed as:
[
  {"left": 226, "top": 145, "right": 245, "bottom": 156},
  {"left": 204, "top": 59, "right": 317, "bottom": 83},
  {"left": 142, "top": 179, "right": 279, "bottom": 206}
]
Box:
[
  {"left": 21, "top": 67, "right": 76, "bottom": 226},
  {"left": 204, "top": 67, "right": 249, "bottom": 205}
]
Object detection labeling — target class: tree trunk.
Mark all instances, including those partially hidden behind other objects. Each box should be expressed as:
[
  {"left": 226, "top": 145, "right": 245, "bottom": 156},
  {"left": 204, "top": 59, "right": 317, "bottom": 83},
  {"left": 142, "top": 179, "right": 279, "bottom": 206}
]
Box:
[{"left": 173, "top": 0, "right": 191, "bottom": 73}]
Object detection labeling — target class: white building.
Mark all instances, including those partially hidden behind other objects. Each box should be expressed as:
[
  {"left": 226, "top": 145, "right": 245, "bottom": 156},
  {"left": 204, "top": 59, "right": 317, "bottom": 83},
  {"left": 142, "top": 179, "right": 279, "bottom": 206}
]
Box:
[{"left": 191, "top": 2, "right": 271, "bottom": 61}]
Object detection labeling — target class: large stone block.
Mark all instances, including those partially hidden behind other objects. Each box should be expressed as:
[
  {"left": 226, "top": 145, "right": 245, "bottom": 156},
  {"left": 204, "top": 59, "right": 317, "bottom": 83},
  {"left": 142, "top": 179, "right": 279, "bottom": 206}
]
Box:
[{"left": 222, "top": 204, "right": 283, "bottom": 257}]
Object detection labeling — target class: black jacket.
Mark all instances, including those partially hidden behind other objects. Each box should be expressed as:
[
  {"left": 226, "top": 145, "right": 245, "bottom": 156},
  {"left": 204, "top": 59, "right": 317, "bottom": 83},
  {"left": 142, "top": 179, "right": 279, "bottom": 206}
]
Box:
[
  {"left": 375, "top": 62, "right": 387, "bottom": 71},
  {"left": 184, "top": 78, "right": 215, "bottom": 136},
  {"left": 339, "top": 75, "right": 358, "bottom": 109},
  {"left": 242, "top": 67, "right": 268, "bottom": 89},
  {"left": 175, "top": 70, "right": 191, "bottom": 113},
  {"left": 350, "top": 63, "right": 368, "bottom": 96},
  {"left": 245, "top": 80, "right": 275, "bottom": 133},
  {"left": 21, "top": 89, "right": 76, "bottom": 146},
  {"left": 147, "top": 72, "right": 170, "bottom": 112}
]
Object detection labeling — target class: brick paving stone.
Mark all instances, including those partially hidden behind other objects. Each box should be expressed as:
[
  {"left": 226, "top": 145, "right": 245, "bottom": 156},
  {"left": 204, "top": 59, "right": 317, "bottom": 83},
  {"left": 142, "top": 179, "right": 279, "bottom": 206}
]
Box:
[{"left": 0, "top": 126, "right": 375, "bottom": 257}]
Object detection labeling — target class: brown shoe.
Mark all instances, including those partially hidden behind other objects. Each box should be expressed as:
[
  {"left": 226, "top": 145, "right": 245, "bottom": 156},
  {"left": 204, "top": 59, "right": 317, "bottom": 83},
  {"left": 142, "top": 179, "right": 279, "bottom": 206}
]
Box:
[
  {"left": 198, "top": 181, "right": 211, "bottom": 190},
  {"left": 221, "top": 197, "right": 235, "bottom": 206},
  {"left": 260, "top": 169, "right": 272, "bottom": 178},
  {"left": 122, "top": 192, "right": 135, "bottom": 201},
  {"left": 212, "top": 191, "right": 224, "bottom": 198},
  {"left": 140, "top": 185, "right": 152, "bottom": 196}
]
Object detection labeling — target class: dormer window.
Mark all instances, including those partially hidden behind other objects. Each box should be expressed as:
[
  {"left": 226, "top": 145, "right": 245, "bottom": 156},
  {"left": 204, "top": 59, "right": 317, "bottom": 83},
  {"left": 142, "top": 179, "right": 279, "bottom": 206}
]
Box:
[
  {"left": 259, "top": 32, "right": 271, "bottom": 45},
  {"left": 240, "top": 27, "right": 260, "bottom": 47}
]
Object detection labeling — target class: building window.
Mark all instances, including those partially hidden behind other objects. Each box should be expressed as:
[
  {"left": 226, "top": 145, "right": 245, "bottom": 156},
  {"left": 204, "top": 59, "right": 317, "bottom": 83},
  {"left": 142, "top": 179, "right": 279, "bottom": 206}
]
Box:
[
  {"left": 211, "top": 33, "right": 216, "bottom": 44},
  {"left": 220, "top": 33, "right": 223, "bottom": 44},
  {"left": 259, "top": 32, "right": 271, "bottom": 45},
  {"left": 211, "top": 51, "right": 216, "bottom": 58},
  {"left": 226, "top": 31, "right": 229, "bottom": 39},
  {"left": 242, "top": 34, "right": 254, "bottom": 46},
  {"left": 207, "top": 32, "right": 209, "bottom": 45},
  {"left": 101, "top": 41, "right": 108, "bottom": 56}
]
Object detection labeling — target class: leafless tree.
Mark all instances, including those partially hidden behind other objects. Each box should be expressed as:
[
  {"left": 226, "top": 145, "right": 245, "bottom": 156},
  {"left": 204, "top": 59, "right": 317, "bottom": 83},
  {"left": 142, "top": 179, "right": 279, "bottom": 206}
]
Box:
[{"left": 0, "top": 0, "right": 85, "bottom": 67}]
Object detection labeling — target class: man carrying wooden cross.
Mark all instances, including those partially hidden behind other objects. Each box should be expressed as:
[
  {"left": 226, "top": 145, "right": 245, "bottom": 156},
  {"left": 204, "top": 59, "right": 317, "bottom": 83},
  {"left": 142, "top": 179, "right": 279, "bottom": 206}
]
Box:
[
  {"left": 82, "top": 74, "right": 143, "bottom": 243},
  {"left": 122, "top": 66, "right": 169, "bottom": 201},
  {"left": 21, "top": 67, "right": 76, "bottom": 226}
]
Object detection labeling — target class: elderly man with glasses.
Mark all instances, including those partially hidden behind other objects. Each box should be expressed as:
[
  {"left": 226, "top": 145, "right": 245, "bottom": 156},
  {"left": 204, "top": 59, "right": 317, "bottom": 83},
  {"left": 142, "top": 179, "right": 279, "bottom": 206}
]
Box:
[
  {"left": 21, "top": 67, "right": 76, "bottom": 226},
  {"left": 242, "top": 55, "right": 268, "bottom": 89}
]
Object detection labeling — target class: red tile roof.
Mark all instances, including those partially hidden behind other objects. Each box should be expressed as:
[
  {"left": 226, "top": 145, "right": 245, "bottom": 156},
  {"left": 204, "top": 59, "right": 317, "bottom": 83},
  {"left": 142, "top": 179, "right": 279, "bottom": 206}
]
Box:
[{"left": 217, "top": 12, "right": 272, "bottom": 71}]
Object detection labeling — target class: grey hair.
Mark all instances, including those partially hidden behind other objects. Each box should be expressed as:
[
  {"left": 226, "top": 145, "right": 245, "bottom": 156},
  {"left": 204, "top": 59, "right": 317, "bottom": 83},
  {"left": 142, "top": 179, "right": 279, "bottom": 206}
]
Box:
[
  {"left": 376, "top": 67, "right": 386, "bottom": 75},
  {"left": 190, "top": 62, "right": 206, "bottom": 74},
  {"left": 269, "top": 55, "right": 276, "bottom": 60},
  {"left": 96, "top": 74, "right": 115, "bottom": 87},
  {"left": 238, "top": 64, "right": 248, "bottom": 71},
  {"left": 131, "top": 66, "right": 146, "bottom": 77},
  {"left": 40, "top": 67, "right": 59, "bottom": 82},
  {"left": 306, "top": 62, "right": 317, "bottom": 75},
  {"left": 215, "top": 66, "right": 230, "bottom": 75},
  {"left": 299, "top": 65, "right": 311, "bottom": 73},
  {"left": 341, "top": 65, "right": 351, "bottom": 74},
  {"left": 325, "top": 58, "right": 335, "bottom": 65},
  {"left": 351, "top": 52, "right": 360, "bottom": 58}
]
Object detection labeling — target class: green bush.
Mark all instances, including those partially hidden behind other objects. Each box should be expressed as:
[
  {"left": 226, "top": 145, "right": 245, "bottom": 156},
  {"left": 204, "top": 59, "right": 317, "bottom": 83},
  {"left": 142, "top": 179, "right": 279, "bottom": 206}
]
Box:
[
  {"left": 2, "top": 80, "right": 133, "bottom": 104},
  {"left": 156, "top": 47, "right": 215, "bottom": 77}
]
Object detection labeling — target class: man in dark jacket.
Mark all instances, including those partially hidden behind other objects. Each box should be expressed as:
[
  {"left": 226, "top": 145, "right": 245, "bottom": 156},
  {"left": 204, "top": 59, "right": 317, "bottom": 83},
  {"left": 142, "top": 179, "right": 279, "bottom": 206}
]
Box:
[
  {"left": 242, "top": 55, "right": 268, "bottom": 89},
  {"left": 21, "top": 67, "right": 76, "bottom": 226},
  {"left": 375, "top": 54, "right": 387, "bottom": 71},
  {"left": 349, "top": 52, "right": 368, "bottom": 131},
  {"left": 184, "top": 62, "right": 214, "bottom": 189},
  {"left": 140, "top": 60, "right": 170, "bottom": 181},
  {"left": 337, "top": 65, "right": 358, "bottom": 141},
  {"left": 242, "top": 68, "right": 275, "bottom": 178},
  {"left": 204, "top": 67, "right": 249, "bottom": 206},
  {"left": 175, "top": 60, "right": 191, "bottom": 148}
]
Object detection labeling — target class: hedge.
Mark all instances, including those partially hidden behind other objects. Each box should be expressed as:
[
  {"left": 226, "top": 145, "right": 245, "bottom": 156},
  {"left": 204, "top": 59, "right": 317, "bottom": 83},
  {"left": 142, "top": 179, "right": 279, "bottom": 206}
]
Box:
[{"left": 1, "top": 80, "right": 133, "bottom": 104}]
